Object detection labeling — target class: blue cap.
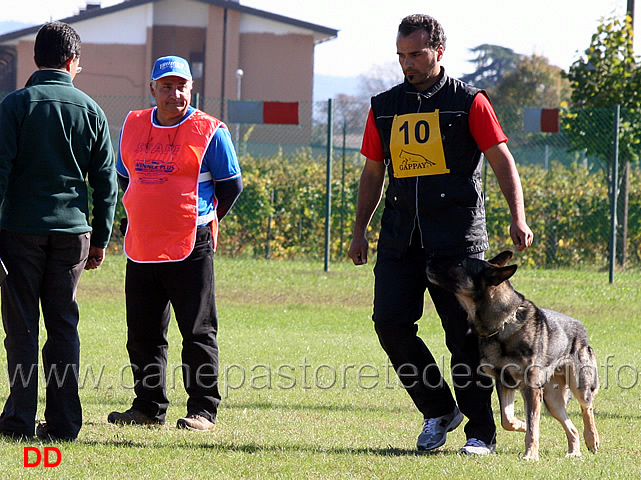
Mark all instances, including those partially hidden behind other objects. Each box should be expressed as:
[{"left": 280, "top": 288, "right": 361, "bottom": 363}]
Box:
[{"left": 151, "top": 55, "right": 192, "bottom": 81}]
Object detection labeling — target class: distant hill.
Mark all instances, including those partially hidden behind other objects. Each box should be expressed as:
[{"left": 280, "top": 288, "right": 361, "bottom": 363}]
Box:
[{"left": 313, "top": 74, "right": 361, "bottom": 101}]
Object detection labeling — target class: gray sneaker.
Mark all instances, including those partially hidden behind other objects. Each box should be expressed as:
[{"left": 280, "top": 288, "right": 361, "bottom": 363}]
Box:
[
  {"left": 458, "top": 437, "right": 496, "bottom": 455},
  {"left": 417, "top": 407, "right": 464, "bottom": 451}
]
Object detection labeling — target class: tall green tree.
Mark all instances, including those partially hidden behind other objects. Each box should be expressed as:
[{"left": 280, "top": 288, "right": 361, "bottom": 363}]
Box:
[
  {"left": 460, "top": 44, "right": 522, "bottom": 92},
  {"left": 493, "top": 54, "right": 571, "bottom": 107},
  {"left": 489, "top": 55, "right": 573, "bottom": 165},
  {"left": 564, "top": 15, "right": 641, "bottom": 268},
  {"left": 566, "top": 16, "right": 641, "bottom": 110}
]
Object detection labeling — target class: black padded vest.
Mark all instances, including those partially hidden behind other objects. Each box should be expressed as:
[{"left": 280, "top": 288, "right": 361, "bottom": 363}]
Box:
[{"left": 370, "top": 72, "right": 489, "bottom": 257}]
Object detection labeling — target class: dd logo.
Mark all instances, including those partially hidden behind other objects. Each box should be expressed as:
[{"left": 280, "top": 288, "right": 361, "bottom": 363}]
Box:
[{"left": 23, "top": 446, "right": 62, "bottom": 468}]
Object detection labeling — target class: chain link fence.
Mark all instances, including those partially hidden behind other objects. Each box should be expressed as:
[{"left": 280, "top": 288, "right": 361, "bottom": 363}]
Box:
[{"left": 2, "top": 90, "right": 639, "bottom": 271}]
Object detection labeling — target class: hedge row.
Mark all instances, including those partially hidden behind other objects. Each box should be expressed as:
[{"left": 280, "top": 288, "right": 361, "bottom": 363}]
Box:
[{"left": 109, "top": 152, "right": 640, "bottom": 268}]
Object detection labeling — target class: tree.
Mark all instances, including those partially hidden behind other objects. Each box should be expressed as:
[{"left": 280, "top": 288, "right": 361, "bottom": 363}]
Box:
[
  {"left": 493, "top": 54, "right": 572, "bottom": 107},
  {"left": 331, "top": 93, "right": 370, "bottom": 134},
  {"left": 564, "top": 15, "right": 641, "bottom": 268},
  {"left": 460, "top": 44, "right": 522, "bottom": 92},
  {"left": 313, "top": 93, "right": 370, "bottom": 148},
  {"left": 357, "top": 61, "right": 403, "bottom": 99},
  {"left": 566, "top": 16, "right": 641, "bottom": 109}
]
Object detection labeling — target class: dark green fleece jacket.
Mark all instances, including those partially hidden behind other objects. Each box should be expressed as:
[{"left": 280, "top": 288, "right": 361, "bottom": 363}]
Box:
[{"left": 0, "top": 69, "right": 117, "bottom": 248}]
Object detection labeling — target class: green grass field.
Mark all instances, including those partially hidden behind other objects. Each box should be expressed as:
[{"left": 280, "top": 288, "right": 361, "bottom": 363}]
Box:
[{"left": 0, "top": 254, "right": 640, "bottom": 479}]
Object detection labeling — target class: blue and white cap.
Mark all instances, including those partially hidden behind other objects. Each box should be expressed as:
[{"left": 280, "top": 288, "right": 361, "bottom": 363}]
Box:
[{"left": 151, "top": 55, "right": 192, "bottom": 81}]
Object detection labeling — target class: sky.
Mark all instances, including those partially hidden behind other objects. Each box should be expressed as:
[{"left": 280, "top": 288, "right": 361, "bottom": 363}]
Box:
[{"left": 1, "top": 0, "right": 637, "bottom": 79}]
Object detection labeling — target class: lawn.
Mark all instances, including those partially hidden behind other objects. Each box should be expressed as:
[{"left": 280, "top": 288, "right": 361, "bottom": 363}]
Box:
[{"left": 0, "top": 254, "right": 640, "bottom": 479}]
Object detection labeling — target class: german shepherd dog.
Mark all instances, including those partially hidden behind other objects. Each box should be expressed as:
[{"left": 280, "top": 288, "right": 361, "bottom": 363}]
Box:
[{"left": 425, "top": 251, "right": 600, "bottom": 460}]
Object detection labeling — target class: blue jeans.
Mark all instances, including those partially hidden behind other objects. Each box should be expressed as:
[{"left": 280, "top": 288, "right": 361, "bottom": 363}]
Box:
[{"left": 0, "top": 231, "right": 90, "bottom": 439}]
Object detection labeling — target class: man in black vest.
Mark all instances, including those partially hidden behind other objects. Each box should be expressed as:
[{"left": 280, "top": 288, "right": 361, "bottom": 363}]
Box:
[{"left": 348, "top": 14, "right": 533, "bottom": 455}]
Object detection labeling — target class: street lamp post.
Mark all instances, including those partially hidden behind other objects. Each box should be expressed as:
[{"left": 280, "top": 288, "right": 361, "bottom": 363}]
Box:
[{"left": 235, "top": 68, "right": 244, "bottom": 152}]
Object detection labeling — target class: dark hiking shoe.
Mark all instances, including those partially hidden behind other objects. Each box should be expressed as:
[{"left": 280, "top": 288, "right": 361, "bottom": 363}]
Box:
[
  {"left": 0, "top": 428, "right": 32, "bottom": 441},
  {"left": 35, "top": 422, "right": 75, "bottom": 442},
  {"left": 107, "top": 408, "right": 164, "bottom": 426}
]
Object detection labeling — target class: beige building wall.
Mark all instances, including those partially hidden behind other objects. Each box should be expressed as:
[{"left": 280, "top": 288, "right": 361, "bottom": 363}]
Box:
[
  {"left": 239, "top": 33, "right": 313, "bottom": 102},
  {"left": 14, "top": 39, "right": 149, "bottom": 97},
  {"left": 75, "top": 41, "right": 152, "bottom": 135},
  {"left": 204, "top": 4, "right": 225, "bottom": 114},
  {"left": 1, "top": 0, "right": 336, "bottom": 143},
  {"left": 16, "top": 40, "right": 35, "bottom": 88},
  {"left": 234, "top": 32, "right": 315, "bottom": 145},
  {"left": 222, "top": 8, "right": 241, "bottom": 105},
  {"left": 152, "top": 25, "right": 207, "bottom": 95},
  {"left": 75, "top": 43, "right": 149, "bottom": 97},
  {"left": 10, "top": 35, "right": 151, "bottom": 138}
]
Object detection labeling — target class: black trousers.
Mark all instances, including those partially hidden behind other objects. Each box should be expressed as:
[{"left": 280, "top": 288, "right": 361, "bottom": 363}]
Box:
[
  {"left": 373, "top": 241, "right": 496, "bottom": 445},
  {"left": 0, "top": 231, "right": 89, "bottom": 439},
  {"left": 125, "top": 226, "right": 220, "bottom": 423}
]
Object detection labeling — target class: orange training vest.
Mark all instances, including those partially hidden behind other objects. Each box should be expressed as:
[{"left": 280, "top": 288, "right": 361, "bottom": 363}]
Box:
[{"left": 120, "top": 108, "right": 221, "bottom": 262}]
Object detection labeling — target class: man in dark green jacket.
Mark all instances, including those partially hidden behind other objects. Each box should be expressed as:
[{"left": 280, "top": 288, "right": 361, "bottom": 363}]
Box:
[{"left": 0, "top": 22, "right": 117, "bottom": 441}]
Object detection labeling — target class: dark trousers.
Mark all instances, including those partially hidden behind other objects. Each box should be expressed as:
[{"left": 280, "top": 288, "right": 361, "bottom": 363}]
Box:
[
  {"left": 0, "top": 231, "right": 89, "bottom": 439},
  {"left": 125, "top": 226, "right": 220, "bottom": 424},
  {"left": 373, "top": 241, "right": 496, "bottom": 445}
]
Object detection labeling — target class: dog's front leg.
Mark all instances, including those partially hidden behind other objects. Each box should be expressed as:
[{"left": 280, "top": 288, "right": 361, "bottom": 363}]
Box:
[
  {"left": 496, "top": 383, "right": 526, "bottom": 432},
  {"left": 521, "top": 387, "right": 543, "bottom": 461},
  {"left": 581, "top": 404, "right": 600, "bottom": 454}
]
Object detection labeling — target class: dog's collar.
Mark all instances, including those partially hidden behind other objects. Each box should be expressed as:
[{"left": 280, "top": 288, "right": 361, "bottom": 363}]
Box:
[
  {"left": 477, "top": 325, "right": 505, "bottom": 338},
  {"left": 477, "top": 307, "right": 524, "bottom": 338}
]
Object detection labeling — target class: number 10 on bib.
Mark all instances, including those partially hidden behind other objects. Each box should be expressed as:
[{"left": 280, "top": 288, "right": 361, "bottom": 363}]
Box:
[{"left": 389, "top": 111, "right": 450, "bottom": 178}]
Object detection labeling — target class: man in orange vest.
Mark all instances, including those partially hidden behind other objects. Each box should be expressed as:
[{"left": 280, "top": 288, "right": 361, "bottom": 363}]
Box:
[{"left": 107, "top": 56, "right": 242, "bottom": 431}]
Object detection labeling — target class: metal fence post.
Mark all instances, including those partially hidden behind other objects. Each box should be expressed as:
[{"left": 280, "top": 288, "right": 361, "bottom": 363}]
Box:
[
  {"left": 609, "top": 105, "right": 620, "bottom": 284},
  {"left": 324, "top": 98, "right": 333, "bottom": 272},
  {"left": 339, "top": 120, "right": 346, "bottom": 258},
  {"left": 266, "top": 189, "right": 274, "bottom": 260}
]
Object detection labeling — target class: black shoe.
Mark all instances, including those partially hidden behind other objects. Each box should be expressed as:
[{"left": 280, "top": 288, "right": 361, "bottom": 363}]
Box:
[
  {"left": 35, "top": 422, "right": 75, "bottom": 442},
  {"left": 107, "top": 408, "right": 164, "bottom": 426},
  {"left": 0, "top": 428, "right": 32, "bottom": 441}
]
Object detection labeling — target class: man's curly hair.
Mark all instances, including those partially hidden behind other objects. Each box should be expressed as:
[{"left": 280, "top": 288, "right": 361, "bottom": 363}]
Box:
[{"left": 398, "top": 14, "right": 446, "bottom": 51}]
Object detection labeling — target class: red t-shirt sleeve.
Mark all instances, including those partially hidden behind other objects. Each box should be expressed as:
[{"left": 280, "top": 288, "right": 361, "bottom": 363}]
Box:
[
  {"left": 360, "top": 108, "right": 385, "bottom": 161},
  {"left": 468, "top": 92, "right": 508, "bottom": 152},
  {"left": 361, "top": 94, "right": 506, "bottom": 160}
]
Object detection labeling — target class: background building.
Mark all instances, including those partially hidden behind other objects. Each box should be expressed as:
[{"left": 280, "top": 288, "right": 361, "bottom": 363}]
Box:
[{"left": 0, "top": 0, "right": 338, "bottom": 147}]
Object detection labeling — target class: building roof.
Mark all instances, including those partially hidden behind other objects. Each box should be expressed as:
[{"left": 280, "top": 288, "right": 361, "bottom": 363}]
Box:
[{"left": 0, "top": 0, "right": 338, "bottom": 44}]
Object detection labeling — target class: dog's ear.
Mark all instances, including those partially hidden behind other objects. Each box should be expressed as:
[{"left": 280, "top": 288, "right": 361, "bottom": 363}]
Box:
[
  {"left": 488, "top": 250, "right": 513, "bottom": 267},
  {"left": 485, "top": 264, "right": 517, "bottom": 286}
]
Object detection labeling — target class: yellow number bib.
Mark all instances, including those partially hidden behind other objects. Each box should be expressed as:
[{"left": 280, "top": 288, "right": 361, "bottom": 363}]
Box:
[{"left": 389, "top": 111, "right": 450, "bottom": 178}]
